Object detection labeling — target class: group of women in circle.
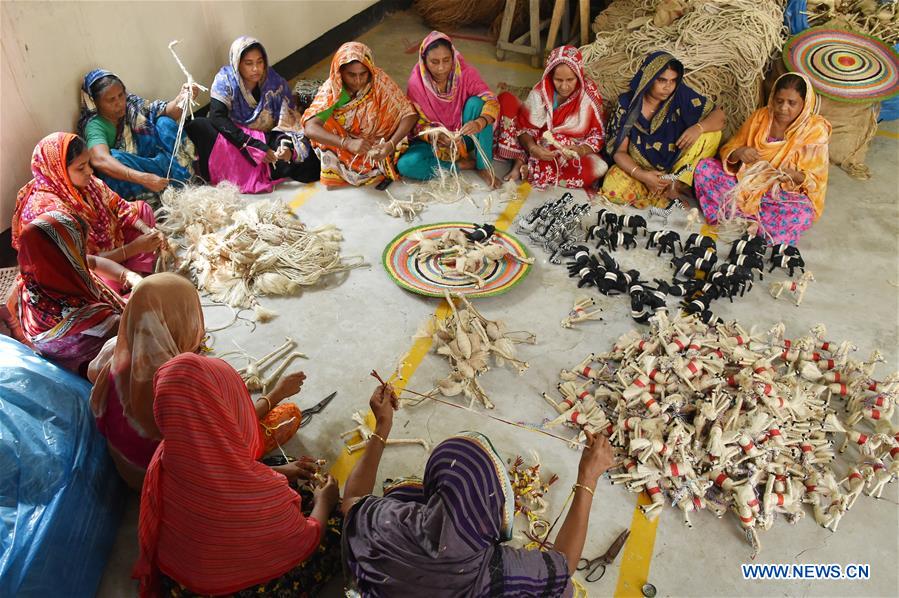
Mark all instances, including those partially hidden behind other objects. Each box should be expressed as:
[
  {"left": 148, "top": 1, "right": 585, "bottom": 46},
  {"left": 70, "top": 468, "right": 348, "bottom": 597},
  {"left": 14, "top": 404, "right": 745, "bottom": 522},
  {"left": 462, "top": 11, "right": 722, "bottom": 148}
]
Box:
[{"left": 6, "top": 30, "right": 833, "bottom": 597}]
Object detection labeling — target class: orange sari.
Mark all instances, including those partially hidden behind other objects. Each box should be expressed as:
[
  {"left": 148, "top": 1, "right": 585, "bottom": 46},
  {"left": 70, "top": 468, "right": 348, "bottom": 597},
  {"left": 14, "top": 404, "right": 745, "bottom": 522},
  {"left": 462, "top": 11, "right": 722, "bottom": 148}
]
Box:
[
  {"left": 303, "top": 42, "right": 415, "bottom": 187},
  {"left": 720, "top": 73, "right": 831, "bottom": 219}
]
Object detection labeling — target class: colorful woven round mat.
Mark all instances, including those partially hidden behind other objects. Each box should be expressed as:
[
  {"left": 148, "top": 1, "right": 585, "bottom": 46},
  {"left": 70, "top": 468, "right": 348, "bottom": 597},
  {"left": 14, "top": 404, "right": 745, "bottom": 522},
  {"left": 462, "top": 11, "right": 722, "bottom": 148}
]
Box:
[
  {"left": 784, "top": 27, "right": 899, "bottom": 103},
  {"left": 382, "top": 222, "right": 532, "bottom": 298}
]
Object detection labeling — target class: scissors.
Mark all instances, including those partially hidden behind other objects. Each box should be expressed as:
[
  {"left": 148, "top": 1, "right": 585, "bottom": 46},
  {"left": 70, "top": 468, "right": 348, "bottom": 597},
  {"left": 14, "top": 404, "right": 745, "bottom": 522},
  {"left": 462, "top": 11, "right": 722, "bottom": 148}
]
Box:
[
  {"left": 299, "top": 391, "right": 337, "bottom": 428},
  {"left": 577, "top": 529, "right": 630, "bottom": 582}
]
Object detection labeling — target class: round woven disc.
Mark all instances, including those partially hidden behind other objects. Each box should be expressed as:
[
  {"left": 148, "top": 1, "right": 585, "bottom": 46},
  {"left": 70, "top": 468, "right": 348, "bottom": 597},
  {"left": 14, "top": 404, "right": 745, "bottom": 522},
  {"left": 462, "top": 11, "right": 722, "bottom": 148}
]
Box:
[
  {"left": 382, "top": 222, "right": 532, "bottom": 298},
  {"left": 784, "top": 27, "right": 899, "bottom": 103}
]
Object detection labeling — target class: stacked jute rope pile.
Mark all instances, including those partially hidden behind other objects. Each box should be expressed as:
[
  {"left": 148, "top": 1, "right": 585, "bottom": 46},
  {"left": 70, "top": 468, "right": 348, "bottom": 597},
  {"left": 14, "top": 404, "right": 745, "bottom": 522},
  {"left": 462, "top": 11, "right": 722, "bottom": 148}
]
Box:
[{"left": 581, "top": 0, "right": 787, "bottom": 138}]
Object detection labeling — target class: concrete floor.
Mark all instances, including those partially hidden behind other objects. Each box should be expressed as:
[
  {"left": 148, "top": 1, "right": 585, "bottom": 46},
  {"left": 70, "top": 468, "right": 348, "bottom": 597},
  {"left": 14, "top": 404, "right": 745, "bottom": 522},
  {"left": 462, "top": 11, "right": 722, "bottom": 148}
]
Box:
[{"left": 97, "top": 10, "right": 899, "bottom": 598}]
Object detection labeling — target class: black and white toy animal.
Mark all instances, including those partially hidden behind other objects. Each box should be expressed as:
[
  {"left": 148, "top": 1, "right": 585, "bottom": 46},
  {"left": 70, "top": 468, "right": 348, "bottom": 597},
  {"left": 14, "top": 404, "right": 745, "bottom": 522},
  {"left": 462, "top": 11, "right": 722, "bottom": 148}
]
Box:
[
  {"left": 463, "top": 223, "right": 496, "bottom": 242},
  {"left": 646, "top": 230, "right": 682, "bottom": 256}
]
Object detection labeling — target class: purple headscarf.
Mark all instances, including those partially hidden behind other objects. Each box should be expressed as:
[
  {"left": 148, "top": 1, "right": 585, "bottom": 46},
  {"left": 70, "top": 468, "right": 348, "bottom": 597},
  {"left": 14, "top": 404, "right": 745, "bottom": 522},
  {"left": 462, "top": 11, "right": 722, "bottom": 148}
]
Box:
[
  {"left": 343, "top": 432, "right": 573, "bottom": 597},
  {"left": 210, "top": 36, "right": 295, "bottom": 131}
]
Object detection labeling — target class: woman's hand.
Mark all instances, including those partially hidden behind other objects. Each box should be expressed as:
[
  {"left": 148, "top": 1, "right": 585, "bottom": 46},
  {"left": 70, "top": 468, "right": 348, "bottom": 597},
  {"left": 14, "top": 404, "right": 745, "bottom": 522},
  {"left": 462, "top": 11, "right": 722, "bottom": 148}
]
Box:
[
  {"left": 313, "top": 474, "right": 340, "bottom": 511},
  {"left": 637, "top": 169, "right": 668, "bottom": 195},
  {"left": 345, "top": 137, "right": 372, "bottom": 156},
  {"left": 732, "top": 146, "right": 760, "bottom": 165},
  {"left": 577, "top": 430, "right": 614, "bottom": 487},
  {"left": 368, "top": 141, "right": 395, "bottom": 162},
  {"left": 529, "top": 144, "right": 556, "bottom": 162},
  {"left": 274, "top": 145, "right": 292, "bottom": 162},
  {"left": 268, "top": 371, "right": 306, "bottom": 405},
  {"left": 676, "top": 123, "right": 703, "bottom": 149},
  {"left": 572, "top": 144, "right": 593, "bottom": 157},
  {"left": 127, "top": 232, "right": 164, "bottom": 256},
  {"left": 122, "top": 271, "right": 144, "bottom": 291},
  {"left": 780, "top": 166, "right": 806, "bottom": 185},
  {"left": 272, "top": 459, "right": 319, "bottom": 483},
  {"left": 140, "top": 173, "right": 169, "bottom": 193},
  {"left": 370, "top": 383, "right": 398, "bottom": 432},
  {"left": 459, "top": 118, "right": 485, "bottom": 137}
]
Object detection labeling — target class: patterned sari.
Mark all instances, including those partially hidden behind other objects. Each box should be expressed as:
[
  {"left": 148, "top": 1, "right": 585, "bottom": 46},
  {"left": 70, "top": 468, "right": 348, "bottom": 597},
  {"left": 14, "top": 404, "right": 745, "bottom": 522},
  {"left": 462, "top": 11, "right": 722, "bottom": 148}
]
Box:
[
  {"left": 12, "top": 211, "right": 124, "bottom": 374},
  {"left": 12, "top": 132, "right": 157, "bottom": 288},
  {"left": 303, "top": 42, "right": 416, "bottom": 187},
  {"left": 695, "top": 72, "right": 831, "bottom": 245},
  {"left": 602, "top": 51, "right": 720, "bottom": 207},
  {"left": 204, "top": 36, "right": 317, "bottom": 193},
  {"left": 344, "top": 432, "right": 573, "bottom": 597},
  {"left": 77, "top": 69, "right": 191, "bottom": 199},
  {"left": 495, "top": 46, "right": 607, "bottom": 189},
  {"left": 88, "top": 273, "right": 205, "bottom": 489}
]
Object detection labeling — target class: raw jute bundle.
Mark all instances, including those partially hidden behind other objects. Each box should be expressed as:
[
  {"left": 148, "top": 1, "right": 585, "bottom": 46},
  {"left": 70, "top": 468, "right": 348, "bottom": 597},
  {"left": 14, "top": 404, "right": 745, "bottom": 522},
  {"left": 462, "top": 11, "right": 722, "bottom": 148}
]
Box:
[
  {"left": 155, "top": 183, "right": 367, "bottom": 320},
  {"left": 806, "top": 0, "right": 899, "bottom": 45},
  {"left": 581, "top": 0, "right": 787, "bottom": 138},
  {"left": 414, "top": 0, "right": 506, "bottom": 30}
]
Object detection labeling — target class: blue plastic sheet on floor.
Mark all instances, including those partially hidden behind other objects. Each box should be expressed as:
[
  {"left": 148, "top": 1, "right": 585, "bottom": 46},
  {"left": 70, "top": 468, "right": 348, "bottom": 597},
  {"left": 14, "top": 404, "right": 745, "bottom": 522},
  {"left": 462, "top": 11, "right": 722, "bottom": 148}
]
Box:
[
  {"left": 880, "top": 44, "right": 899, "bottom": 121},
  {"left": 0, "top": 335, "right": 124, "bottom": 597}
]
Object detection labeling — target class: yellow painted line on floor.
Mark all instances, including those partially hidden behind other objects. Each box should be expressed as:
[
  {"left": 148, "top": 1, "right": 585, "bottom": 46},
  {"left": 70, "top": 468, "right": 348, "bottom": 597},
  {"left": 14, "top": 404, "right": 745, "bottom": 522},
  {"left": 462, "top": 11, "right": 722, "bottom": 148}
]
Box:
[
  {"left": 700, "top": 223, "right": 718, "bottom": 239},
  {"left": 614, "top": 493, "right": 661, "bottom": 598},
  {"left": 328, "top": 181, "right": 532, "bottom": 484},
  {"left": 289, "top": 185, "right": 321, "bottom": 209},
  {"left": 875, "top": 129, "right": 899, "bottom": 139}
]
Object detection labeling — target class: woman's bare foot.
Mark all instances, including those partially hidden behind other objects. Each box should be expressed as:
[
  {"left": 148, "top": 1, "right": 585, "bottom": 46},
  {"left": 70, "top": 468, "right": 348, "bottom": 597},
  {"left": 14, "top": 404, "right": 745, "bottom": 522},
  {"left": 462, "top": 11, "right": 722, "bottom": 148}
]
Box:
[
  {"left": 457, "top": 157, "right": 476, "bottom": 171},
  {"left": 476, "top": 168, "right": 500, "bottom": 189},
  {"left": 503, "top": 159, "right": 525, "bottom": 182}
]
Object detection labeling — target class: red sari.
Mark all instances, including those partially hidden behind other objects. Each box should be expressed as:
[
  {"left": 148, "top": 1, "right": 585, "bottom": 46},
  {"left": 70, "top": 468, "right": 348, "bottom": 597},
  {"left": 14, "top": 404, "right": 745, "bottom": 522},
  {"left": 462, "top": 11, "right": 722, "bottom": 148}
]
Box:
[
  {"left": 494, "top": 46, "right": 607, "bottom": 189},
  {"left": 12, "top": 132, "right": 157, "bottom": 288},
  {"left": 12, "top": 211, "right": 124, "bottom": 373},
  {"left": 134, "top": 353, "right": 322, "bottom": 596}
]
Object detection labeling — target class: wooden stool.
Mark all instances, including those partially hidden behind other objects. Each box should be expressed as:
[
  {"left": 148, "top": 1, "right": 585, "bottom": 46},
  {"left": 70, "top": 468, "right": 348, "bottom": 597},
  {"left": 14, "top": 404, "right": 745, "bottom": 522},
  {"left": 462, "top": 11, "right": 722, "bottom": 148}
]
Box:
[
  {"left": 495, "top": 0, "right": 592, "bottom": 68},
  {"left": 495, "top": 0, "right": 546, "bottom": 68},
  {"left": 546, "top": 0, "right": 592, "bottom": 52}
]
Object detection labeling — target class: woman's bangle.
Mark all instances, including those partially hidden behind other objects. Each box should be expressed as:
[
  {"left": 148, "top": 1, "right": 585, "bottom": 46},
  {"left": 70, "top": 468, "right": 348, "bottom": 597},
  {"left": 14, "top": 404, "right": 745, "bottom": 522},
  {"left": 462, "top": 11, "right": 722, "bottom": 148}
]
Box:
[
  {"left": 573, "top": 483, "right": 595, "bottom": 497},
  {"left": 629, "top": 165, "right": 640, "bottom": 177},
  {"left": 696, "top": 122, "right": 705, "bottom": 133},
  {"left": 260, "top": 396, "right": 273, "bottom": 411},
  {"left": 387, "top": 139, "right": 396, "bottom": 152},
  {"left": 339, "top": 136, "right": 347, "bottom": 150},
  {"left": 119, "top": 246, "right": 127, "bottom": 262},
  {"left": 370, "top": 432, "right": 387, "bottom": 445}
]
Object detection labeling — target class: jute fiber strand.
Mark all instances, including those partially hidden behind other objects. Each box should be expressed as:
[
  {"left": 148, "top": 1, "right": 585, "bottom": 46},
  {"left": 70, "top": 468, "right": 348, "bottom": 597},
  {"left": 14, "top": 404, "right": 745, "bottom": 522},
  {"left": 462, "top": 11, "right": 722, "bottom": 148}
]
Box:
[{"left": 581, "top": 0, "right": 787, "bottom": 138}]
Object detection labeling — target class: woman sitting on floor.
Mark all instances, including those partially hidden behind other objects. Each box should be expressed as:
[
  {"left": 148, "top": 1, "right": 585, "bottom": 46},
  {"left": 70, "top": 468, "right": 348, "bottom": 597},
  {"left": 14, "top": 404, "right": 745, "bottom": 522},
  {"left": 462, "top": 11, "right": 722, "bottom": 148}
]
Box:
[
  {"left": 12, "top": 133, "right": 163, "bottom": 294},
  {"left": 186, "top": 36, "right": 320, "bottom": 194},
  {"left": 133, "top": 352, "right": 341, "bottom": 597},
  {"left": 340, "top": 383, "right": 614, "bottom": 596},
  {"left": 87, "top": 273, "right": 309, "bottom": 490},
  {"left": 496, "top": 46, "right": 607, "bottom": 190},
  {"left": 303, "top": 42, "right": 418, "bottom": 188},
  {"left": 78, "top": 69, "right": 193, "bottom": 199},
  {"left": 10, "top": 210, "right": 129, "bottom": 375},
  {"left": 397, "top": 31, "right": 500, "bottom": 187},
  {"left": 694, "top": 73, "right": 830, "bottom": 245},
  {"left": 602, "top": 51, "right": 725, "bottom": 208}
]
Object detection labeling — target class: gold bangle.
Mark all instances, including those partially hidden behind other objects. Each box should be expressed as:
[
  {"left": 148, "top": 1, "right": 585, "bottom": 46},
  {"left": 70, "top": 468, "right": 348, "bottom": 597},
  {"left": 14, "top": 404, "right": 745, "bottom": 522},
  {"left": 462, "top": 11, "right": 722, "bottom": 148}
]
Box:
[
  {"left": 629, "top": 165, "right": 639, "bottom": 177},
  {"left": 260, "top": 396, "right": 273, "bottom": 411},
  {"left": 120, "top": 246, "right": 127, "bottom": 262},
  {"left": 370, "top": 432, "right": 387, "bottom": 445},
  {"left": 573, "top": 483, "right": 595, "bottom": 497},
  {"left": 697, "top": 122, "right": 705, "bottom": 133}
]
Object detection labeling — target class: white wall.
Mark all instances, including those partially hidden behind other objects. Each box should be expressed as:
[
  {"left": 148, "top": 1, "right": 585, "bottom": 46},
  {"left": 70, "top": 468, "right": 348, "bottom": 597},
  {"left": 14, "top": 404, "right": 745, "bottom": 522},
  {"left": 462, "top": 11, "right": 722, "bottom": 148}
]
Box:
[{"left": 0, "top": 0, "right": 377, "bottom": 229}]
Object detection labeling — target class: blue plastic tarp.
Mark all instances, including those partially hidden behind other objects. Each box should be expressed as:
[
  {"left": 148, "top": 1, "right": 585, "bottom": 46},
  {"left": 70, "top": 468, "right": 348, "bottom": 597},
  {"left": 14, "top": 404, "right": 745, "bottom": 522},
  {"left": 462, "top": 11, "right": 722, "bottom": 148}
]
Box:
[
  {"left": 785, "top": 0, "right": 810, "bottom": 34},
  {"left": 0, "top": 335, "right": 124, "bottom": 597}
]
